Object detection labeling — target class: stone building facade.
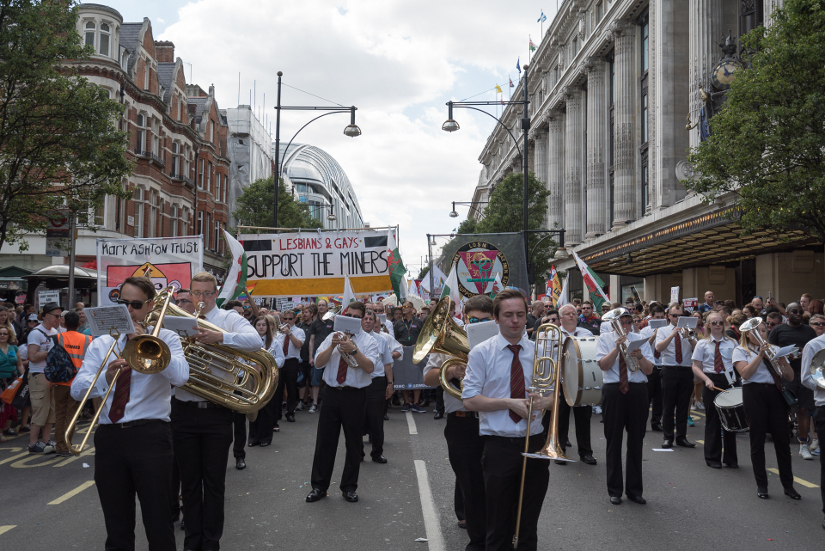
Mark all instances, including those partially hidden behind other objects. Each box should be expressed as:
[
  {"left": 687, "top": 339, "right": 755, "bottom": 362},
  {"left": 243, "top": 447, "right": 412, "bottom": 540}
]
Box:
[{"left": 471, "top": 0, "right": 824, "bottom": 305}]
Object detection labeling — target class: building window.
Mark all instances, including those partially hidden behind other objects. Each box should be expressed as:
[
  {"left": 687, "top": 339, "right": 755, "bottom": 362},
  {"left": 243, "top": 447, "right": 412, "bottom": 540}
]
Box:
[
  {"left": 214, "top": 221, "right": 220, "bottom": 252},
  {"left": 197, "top": 211, "right": 203, "bottom": 237},
  {"left": 99, "top": 23, "right": 110, "bottom": 57},
  {"left": 171, "top": 142, "right": 179, "bottom": 175},
  {"left": 597, "top": 2, "right": 603, "bottom": 21},
  {"left": 84, "top": 22, "right": 95, "bottom": 48},
  {"left": 171, "top": 205, "right": 178, "bottom": 237},
  {"left": 199, "top": 159, "right": 204, "bottom": 188},
  {"left": 135, "top": 113, "right": 146, "bottom": 154},
  {"left": 642, "top": 162, "right": 649, "bottom": 211},
  {"left": 93, "top": 200, "right": 105, "bottom": 227},
  {"left": 144, "top": 59, "right": 150, "bottom": 90},
  {"left": 135, "top": 188, "right": 144, "bottom": 238},
  {"left": 223, "top": 175, "right": 227, "bottom": 203}
]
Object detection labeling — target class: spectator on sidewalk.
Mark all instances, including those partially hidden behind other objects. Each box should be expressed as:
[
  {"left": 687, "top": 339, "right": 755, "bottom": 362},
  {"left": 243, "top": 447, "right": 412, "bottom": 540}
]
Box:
[
  {"left": 53, "top": 312, "right": 92, "bottom": 457},
  {"left": 26, "top": 303, "right": 62, "bottom": 454}
]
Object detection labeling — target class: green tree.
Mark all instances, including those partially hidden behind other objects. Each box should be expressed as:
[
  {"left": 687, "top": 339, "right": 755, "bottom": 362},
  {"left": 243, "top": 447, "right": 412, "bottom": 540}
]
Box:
[
  {"left": 417, "top": 265, "right": 429, "bottom": 280},
  {"left": 232, "top": 177, "right": 323, "bottom": 229},
  {"left": 0, "top": 0, "right": 133, "bottom": 251},
  {"left": 685, "top": 0, "right": 825, "bottom": 243}
]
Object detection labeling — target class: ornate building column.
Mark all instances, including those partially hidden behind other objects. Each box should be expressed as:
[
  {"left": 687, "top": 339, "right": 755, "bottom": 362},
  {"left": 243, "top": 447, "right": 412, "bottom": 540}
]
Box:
[
  {"left": 585, "top": 57, "right": 607, "bottom": 239},
  {"left": 564, "top": 88, "right": 584, "bottom": 245},
  {"left": 612, "top": 20, "right": 636, "bottom": 228},
  {"left": 546, "top": 110, "right": 565, "bottom": 231},
  {"left": 534, "top": 129, "right": 549, "bottom": 189},
  {"left": 688, "top": 0, "right": 723, "bottom": 149}
]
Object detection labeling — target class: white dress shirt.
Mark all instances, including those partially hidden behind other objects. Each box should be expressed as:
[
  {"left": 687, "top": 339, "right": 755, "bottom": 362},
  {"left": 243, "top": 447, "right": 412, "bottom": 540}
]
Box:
[
  {"left": 462, "top": 332, "right": 543, "bottom": 438},
  {"left": 315, "top": 331, "right": 380, "bottom": 389},
  {"left": 732, "top": 345, "right": 779, "bottom": 384},
  {"left": 800, "top": 334, "right": 825, "bottom": 406},
  {"left": 275, "top": 326, "right": 305, "bottom": 360},
  {"left": 424, "top": 352, "right": 465, "bottom": 414},
  {"left": 655, "top": 325, "right": 694, "bottom": 366},
  {"left": 71, "top": 329, "right": 189, "bottom": 423},
  {"left": 692, "top": 337, "right": 736, "bottom": 375},
  {"left": 175, "top": 305, "right": 262, "bottom": 402},
  {"left": 561, "top": 326, "right": 593, "bottom": 338},
  {"left": 595, "top": 330, "right": 652, "bottom": 384},
  {"left": 383, "top": 320, "right": 394, "bottom": 335},
  {"left": 370, "top": 330, "right": 393, "bottom": 378},
  {"left": 262, "top": 335, "right": 286, "bottom": 369},
  {"left": 639, "top": 326, "right": 661, "bottom": 366}
]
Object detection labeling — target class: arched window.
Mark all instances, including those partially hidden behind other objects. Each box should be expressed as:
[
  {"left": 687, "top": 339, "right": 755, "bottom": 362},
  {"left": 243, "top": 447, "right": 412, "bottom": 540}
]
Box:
[
  {"left": 99, "top": 23, "right": 110, "bottom": 57},
  {"left": 85, "top": 22, "right": 95, "bottom": 48}
]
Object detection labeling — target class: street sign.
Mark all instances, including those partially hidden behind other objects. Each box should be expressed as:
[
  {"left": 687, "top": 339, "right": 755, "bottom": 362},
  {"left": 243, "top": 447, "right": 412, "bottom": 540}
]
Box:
[
  {"left": 46, "top": 210, "right": 71, "bottom": 257},
  {"left": 38, "top": 289, "right": 60, "bottom": 305}
]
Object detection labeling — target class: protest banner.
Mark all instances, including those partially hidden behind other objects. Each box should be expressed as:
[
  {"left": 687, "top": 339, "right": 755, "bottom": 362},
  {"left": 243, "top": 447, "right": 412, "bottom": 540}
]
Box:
[
  {"left": 96, "top": 236, "right": 204, "bottom": 306},
  {"left": 392, "top": 346, "right": 435, "bottom": 390}
]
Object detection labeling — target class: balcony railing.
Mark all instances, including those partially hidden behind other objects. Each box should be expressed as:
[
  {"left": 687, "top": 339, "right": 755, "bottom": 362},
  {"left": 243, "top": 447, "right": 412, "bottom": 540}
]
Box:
[
  {"left": 170, "top": 172, "right": 195, "bottom": 188},
  {"left": 150, "top": 153, "right": 165, "bottom": 167},
  {"left": 134, "top": 148, "right": 150, "bottom": 158}
]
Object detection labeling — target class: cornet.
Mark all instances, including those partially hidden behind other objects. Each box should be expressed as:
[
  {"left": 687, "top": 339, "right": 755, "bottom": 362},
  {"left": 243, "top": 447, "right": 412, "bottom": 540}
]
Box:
[
  {"left": 334, "top": 331, "right": 359, "bottom": 367},
  {"left": 602, "top": 308, "right": 640, "bottom": 372}
]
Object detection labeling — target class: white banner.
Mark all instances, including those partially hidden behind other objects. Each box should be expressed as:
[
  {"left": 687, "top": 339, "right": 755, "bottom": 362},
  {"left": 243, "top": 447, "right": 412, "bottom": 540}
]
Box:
[{"left": 96, "top": 236, "right": 204, "bottom": 306}]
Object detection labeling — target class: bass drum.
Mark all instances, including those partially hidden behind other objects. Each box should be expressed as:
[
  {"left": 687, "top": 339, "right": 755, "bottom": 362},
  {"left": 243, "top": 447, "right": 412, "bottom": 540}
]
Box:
[{"left": 562, "top": 337, "right": 603, "bottom": 407}]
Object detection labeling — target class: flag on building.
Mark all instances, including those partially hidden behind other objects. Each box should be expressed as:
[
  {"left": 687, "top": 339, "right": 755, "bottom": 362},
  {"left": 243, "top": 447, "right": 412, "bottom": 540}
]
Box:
[
  {"left": 529, "top": 37, "right": 536, "bottom": 51},
  {"left": 538, "top": 11, "right": 547, "bottom": 23},
  {"left": 342, "top": 274, "right": 356, "bottom": 307},
  {"left": 516, "top": 58, "right": 521, "bottom": 74},
  {"left": 217, "top": 230, "right": 247, "bottom": 308},
  {"left": 495, "top": 84, "right": 503, "bottom": 93},
  {"left": 441, "top": 264, "right": 462, "bottom": 307},
  {"left": 387, "top": 230, "right": 406, "bottom": 301},
  {"left": 509, "top": 77, "right": 515, "bottom": 88},
  {"left": 572, "top": 251, "right": 610, "bottom": 312}
]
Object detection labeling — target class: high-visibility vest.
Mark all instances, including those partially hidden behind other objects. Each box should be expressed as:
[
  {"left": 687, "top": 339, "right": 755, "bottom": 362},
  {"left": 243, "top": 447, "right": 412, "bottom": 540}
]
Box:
[{"left": 58, "top": 332, "right": 93, "bottom": 369}]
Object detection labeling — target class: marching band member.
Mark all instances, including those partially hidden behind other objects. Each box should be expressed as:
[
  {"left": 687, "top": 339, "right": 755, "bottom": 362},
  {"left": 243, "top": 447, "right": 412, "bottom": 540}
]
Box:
[
  {"left": 172, "top": 272, "right": 262, "bottom": 551},
  {"left": 362, "top": 309, "right": 392, "bottom": 463},
  {"left": 463, "top": 289, "right": 552, "bottom": 551},
  {"left": 553, "top": 304, "right": 596, "bottom": 465},
  {"left": 732, "top": 321, "right": 800, "bottom": 500},
  {"left": 306, "top": 302, "right": 379, "bottom": 503},
  {"left": 655, "top": 304, "right": 698, "bottom": 448},
  {"left": 691, "top": 312, "right": 738, "bottom": 469},
  {"left": 639, "top": 304, "right": 666, "bottom": 431},
  {"left": 800, "top": 331, "right": 825, "bottom": 529},
  {"left": 248, "top": 315, "right": 285, "bottom": 449},
  {"left": 596, "top": 308, "right": 654, "bottom": 505},
  {"left": 274, "top": 310, "right": 305, "bottom": 424},
  {"left": 71, "top": 276, "right": 189, "bottom": 550}
]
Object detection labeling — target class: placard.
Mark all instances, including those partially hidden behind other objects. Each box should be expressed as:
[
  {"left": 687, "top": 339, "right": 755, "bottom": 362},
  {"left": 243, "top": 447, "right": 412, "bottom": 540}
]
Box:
[
  {"left": 38, "top": 289, "right": 60, "bottom": 306},
  {"left": 393, "top": 345, "right": 433, "bottom": 390},
  {"left": 682, "top": 297, "right": 698, "bottom": 314},
  {"left": 85, "top": 305, "right": 136, "bottom": 336},
  {"left": 670, "top": 286, "right": 680, "bottom": 304}
]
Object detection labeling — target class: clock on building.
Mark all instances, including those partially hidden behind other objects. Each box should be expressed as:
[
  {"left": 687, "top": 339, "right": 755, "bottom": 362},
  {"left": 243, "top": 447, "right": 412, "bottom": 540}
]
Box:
[{"left": 710, "top": 58, "right": 743, "bottom": 91}]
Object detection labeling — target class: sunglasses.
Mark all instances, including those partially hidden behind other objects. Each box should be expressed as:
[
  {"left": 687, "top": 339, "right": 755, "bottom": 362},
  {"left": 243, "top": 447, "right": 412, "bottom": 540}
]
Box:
[
  {"left": 709, "top": 320, "right": 724, "bottom": 326},
  {"left": 766, "top": 322, "right": 779, "bottom": 327},
  {"left": 467, "top": 316, "right": 492, "bottom": 324},
  {"left": 191, "top": 291, "right": 216, "bottom": 298},
  {"left": 669, "top": 314, "right": 681, "bottom": 318},
  {"left": 282, "top": 317, "right": 295, "bottom": 321},
  {"left": 115, "top": 299, "right": 150, "bottom": 309},
  {"left": 343, "top": 313, "right": 363, "bottom": 319},
  {"left": 811, "top": 322, "right": 825, "bottom": 327}
]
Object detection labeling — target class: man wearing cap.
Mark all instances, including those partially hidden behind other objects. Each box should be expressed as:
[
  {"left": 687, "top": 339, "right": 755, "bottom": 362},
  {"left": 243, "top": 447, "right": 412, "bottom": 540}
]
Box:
[{"left": 26, "top": 303, "right": 62, "bottom": 453}]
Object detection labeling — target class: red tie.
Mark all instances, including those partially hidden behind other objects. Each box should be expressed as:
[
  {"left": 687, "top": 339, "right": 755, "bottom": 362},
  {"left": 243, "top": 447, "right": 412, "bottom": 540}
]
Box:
[
  {"left": 108, "top": 367, "right": 132, "bottom": 423},
  {"left": 282, "top": 334, "right": 289, "bottom": 356},
  {"left": 619, "top": 354, "right": 629, "bottom": 395},
  {"left": 336, "top": 357, "right": 348, "bottom": 385},
  {"left": 507, "top": 344, "right": 525, "bottom": 423},
  {"left": 714, "top": 341, "right": 723, "bottom": 373},
  {"left": 674, "top": 330, "right": 683, "bottom": 363}
]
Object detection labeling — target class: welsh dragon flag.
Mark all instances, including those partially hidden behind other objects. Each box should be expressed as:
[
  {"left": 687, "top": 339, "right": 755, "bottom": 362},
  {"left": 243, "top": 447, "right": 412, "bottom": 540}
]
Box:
[
  {"left": 387, "top": 230, "right": 406, "bottom": 301},
  {"left": 572, "top": 251, "right": 609, "bottom": 312},
  {"left": 217, "top": 231, "right": 247, "bottom": 308}
]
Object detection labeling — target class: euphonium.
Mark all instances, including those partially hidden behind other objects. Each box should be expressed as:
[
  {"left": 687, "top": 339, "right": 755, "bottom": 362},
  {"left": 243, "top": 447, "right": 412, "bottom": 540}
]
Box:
[
  {"left": 739, "top": 317, "right": 795, "bottom": 380},
  {"left": 412, "top": 296, "right": 469, "bottom": 399},
  {"left": 602, "top": 307, "right": 640, "bottom": 372}
]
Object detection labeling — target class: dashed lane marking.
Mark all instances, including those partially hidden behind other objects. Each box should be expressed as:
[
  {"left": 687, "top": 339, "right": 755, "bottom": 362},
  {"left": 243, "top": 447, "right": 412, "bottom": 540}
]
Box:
[
  {"left": 406, "top": 412, "right": 418, "bottom": 435},
  {"left": 414, "top": 460, "right": 445, "bottom": 551},
  {"left": 48, "top": 480, "right": 96, "bottom": 505},
  {"left": 0, "top": 526, "right": 16, "bottom": 536},
  {"left": 766, "top": 468, "right": 819, "bottom": 488}
]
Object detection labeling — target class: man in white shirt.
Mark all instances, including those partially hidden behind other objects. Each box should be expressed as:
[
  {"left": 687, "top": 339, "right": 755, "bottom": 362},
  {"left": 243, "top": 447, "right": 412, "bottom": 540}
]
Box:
[
  {"left": 172, "top": 272, "right": 262, "bottom": 551},
  {"left": 596, "top": 308, "right": 654, "bottom": 505},
  {"left": 307, "top": 302, "right": 379, "bottom": 504},
  {"left": 554, "top": 304, "right": 597, "bottom": 465},
  {"left": 655, "top": 304, "right": 698, "bottom": 448},
  {"left": 362, "top": 309, "right": 393, "bottom": 463},
  {"left": 274, "top": 310, "right": 305, "bottom": 423},
  {"left": 26, "top": 302, "right": 61, "bottom": 454},
  {"left": 463, "top": 289, "right": 553, "bottom": 551},
  {"left": 800, "top": 334, "right": 825, "bottom": 529},
  {"left": 639, "top": 304, "right": 666, "bottom": 431},
  {"left": 72, "top": 276, "right": 189, "bottom": 550}
]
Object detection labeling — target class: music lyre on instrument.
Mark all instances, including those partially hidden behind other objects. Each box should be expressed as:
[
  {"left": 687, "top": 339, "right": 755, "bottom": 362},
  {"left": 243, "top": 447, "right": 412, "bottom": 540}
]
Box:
[{"left": 412, "top": 296, "right": 469, "bottom": 400}]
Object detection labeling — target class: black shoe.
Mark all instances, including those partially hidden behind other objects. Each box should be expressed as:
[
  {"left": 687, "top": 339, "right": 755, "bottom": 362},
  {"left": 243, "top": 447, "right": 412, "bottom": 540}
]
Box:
[
  {"left": 706, "top": 461, "right": 722, "bottom": 469},
  {"left": 662, "top": 439, "right": 674, "bottom": 449},
  {"left": 434, "top": 411, "right": 444, "bottom": 420},
  {"left": 580, "top": 454, "right": 597, "bottom": 465},
  {"left": 725, "top": 463, "right": 739, "bottom": 469},
  {"left": 306, "top": 488, "right": 327, "bottom": 502},
  {"left": 259, "top": 441, "right": 270, "bottom": 447},
  {"left": 236, "top": 458, "right": 246, "bottom": 470},
  {"left": 784, "top": 487, "right": 801, "bottom": 500},
  {"left": 627, "top": 495, "right": 646, "bottom": 505},
  {"left": 383, "top": 414, "right": 389, "bottom": 421},
  {"left": 342, "top": 490, "right": 358, "bottom": 502},
  {"left": 651, "top": 423, "right": 663, "bottom": 432},
  {"left": 675, "top": 437, "right": 696, "bottom": 448},
  {"left": 565, "top": 438, "right": 572, "bottom": 448},
  {"left": 610, "top": 496, "right": 622, "bottom": 505},
  {"left": 757, "top": 487, "right": 769, "bottom": 499},
  {"left": 555, "top": 459, "right": 567, "bottom": 465},
  {"left": 457, "top": 520, "right": 467, "bottom": 530},
  {"left": 248, "top": 440, "right": 259, "bottom": 447},
  {"left": 372, "top": 455, "right": 388, "bottom": 464},
  {"left": 286, "top": 414, "right": 296, "bottom": 423}
]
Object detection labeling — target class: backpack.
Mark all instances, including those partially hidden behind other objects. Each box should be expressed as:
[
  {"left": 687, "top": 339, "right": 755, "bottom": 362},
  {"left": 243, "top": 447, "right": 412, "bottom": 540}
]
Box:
[{"left": 44, "top": 333, "right": 78, "bottom": 383}]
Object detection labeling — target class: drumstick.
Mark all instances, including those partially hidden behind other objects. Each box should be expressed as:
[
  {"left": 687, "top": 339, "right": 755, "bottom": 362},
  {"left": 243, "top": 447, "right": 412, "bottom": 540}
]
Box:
[{"left": 713, "top": 386, "right": 729, "bottom": 393}]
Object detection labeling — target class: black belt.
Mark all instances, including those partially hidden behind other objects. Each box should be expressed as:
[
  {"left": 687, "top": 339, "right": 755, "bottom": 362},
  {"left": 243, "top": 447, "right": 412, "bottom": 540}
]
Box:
[
  {"left": 174, "top": 397, "right": 225, "bottom": 409},
  {"left": 663, "top": 365, "right": 692, "bottom": 369},
  {"left": 328, "top": 385, "right": 366, "bottom": 392},
  {"left": 448, "top": 411, "right": 478, "bottom": 419},
  {"left": 102, "top": 419, "right": 166, "bottom": 429}
]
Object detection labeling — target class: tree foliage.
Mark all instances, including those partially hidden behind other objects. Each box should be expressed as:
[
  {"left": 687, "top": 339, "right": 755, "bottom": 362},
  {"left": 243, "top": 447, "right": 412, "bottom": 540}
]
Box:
[
  {"left": 232, "top": 177, "right": 323, "bottom": 230},
  {"left": 685, "top": 0, "right": 825, "bottom": 242},
  {"left": 0, "top": 0, "right": 133, "bottom": 251}
]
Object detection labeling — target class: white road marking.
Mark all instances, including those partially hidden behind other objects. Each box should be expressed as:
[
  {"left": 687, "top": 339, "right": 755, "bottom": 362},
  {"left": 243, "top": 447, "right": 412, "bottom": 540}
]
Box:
[
  {"left": 406, "top": 412, "right": 418, "bottom": 435},
  {"left": 0, "top": 525, "right": 16, "bottom": 536},
  {"left": 414, "top": 460, "right": 445, "bottom": 551},
  {"left": 48, "top": 480, "right": 95, "bottom": 505}
]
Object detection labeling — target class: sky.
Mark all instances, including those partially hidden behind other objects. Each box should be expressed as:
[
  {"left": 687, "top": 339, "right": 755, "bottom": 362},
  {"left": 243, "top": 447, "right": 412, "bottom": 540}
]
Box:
[{"left": 88, "top": 0, "right": 563, "bottom": 279}]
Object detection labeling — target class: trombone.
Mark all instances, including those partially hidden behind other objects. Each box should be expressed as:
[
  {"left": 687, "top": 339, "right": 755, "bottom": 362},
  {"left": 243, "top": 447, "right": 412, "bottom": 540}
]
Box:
[{"left": 65, "top": 289, "right": 175, "bottom": 455}]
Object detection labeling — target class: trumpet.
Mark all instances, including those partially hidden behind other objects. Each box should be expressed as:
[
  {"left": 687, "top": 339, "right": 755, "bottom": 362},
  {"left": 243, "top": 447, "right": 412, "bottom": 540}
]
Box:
[
  {"left": 602, "top": 308, "right": 640, "bottom": 372},
  {"left": 739, "top": 317, "right": 794, "bottom": 380}
]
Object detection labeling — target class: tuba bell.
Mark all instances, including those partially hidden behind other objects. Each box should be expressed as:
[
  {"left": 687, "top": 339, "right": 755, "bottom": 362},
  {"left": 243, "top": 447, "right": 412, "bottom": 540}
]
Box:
[
  {"left": 412, "top": 296, "right": 469, "bottom": 399},
  {"left": 809, "top": 348, "right": 825, "bottom": 389}
]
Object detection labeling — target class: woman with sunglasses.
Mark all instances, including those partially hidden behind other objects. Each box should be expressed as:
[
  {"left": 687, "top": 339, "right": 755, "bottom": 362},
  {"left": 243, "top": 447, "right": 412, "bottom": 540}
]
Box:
[
  {"left": 732, "top": 320, "right": 800, "bottom": 500},
  {"left": 691, "top": 312, "right": 739, "bottom": 469},
  {"left": 0, "top": 326, "right": 24, "bottom": 442},
  {"left": 248, "top": 316, "right": 285, "bottom": 450}
]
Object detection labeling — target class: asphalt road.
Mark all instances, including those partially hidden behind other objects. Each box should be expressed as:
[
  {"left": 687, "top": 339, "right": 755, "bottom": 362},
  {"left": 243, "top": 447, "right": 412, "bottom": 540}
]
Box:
[{"left": 1, "top": 403, "right": 823, "bottom": 550}]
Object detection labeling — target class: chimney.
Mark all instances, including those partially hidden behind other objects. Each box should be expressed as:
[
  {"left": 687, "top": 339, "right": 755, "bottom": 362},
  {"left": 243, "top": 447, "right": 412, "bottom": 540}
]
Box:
[
  {"left": 155, "top": 41, "right": 175, "bottom": 63},
  {"left": 209, "top": 83, "right": 215, "bottom": 97}
]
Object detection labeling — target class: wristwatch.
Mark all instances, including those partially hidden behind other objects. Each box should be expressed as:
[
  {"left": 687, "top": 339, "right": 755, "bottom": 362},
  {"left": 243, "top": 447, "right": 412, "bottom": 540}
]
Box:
[{"left": 351, "top": 344, "right": 359, "bottom": 355}]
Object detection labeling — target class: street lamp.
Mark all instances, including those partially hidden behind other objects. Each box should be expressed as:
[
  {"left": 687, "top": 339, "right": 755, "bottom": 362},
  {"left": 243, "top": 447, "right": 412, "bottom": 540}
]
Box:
[
  {"left": 449, "top": 200, "right": 489, "bottom": 218},
  {"left": 273, "top": 71, "right": 361, "bottom": 228},
  {"left": 442, "top": 63, "right": 534, "bottom": 261}
]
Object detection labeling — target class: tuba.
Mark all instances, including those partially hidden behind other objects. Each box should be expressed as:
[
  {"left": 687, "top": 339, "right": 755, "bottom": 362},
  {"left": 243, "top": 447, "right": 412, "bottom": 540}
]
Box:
[
  {"left": 602, "top": 307, "right": 641, "bottom": 372},
  {"left": 412, "top": 296, "right": 469, "bottom": 399}
]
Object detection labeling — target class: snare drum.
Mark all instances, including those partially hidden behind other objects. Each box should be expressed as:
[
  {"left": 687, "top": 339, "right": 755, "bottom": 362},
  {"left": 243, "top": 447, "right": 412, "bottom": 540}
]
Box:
[
  {"left": 562, "top": 337, "right": 603, "bottom": 407},
  {"left": 713, "top": 387, "right": 748, "bottom": 433}
]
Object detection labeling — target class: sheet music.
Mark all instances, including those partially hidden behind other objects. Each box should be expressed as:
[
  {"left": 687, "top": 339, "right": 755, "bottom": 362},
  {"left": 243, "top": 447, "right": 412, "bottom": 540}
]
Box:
[{"left": 85, "top": 305, "right": 136, "bottom": 336}]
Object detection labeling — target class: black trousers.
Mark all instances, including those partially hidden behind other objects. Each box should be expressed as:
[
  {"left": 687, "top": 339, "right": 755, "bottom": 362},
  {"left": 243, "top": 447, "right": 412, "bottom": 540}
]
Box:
[
  {"left": 647, "top": 367, "right": 663, "bottom": 427},
  {"left": 436, "top": 386, "right": 445, "bottom": 414},
  {"left": 171, "top": 400, "right": 234, "bottom": 551},
  {"left": 446, "top": 413, "right": 486, "bottom": 551},
  {"left": 661, "top": 365, "right": 694, "bottom": 440},
  {"left": 602, "top": 382, "right": 648, "bottom": 499},
  {"left": 362, "top": 376, "right": 386, "bottom": 459},
  {"left": 232, "top": 411, "right": 246, "bottom": 459},
  {"left": 171, "top": 448, "right": 181, "bottom": 522},
  {"left": 248, "top": 394, "right": 277, "bottom": 446},
  {"left": 455, "top": 481, "right": 465, "bottom": 521},
  {"left": 481, "top": 435, "right": 549, "bottom": 551},
  {"left": 277, "top": 358, "right": 300, "bottom": 417},
  {"left": 702, "top": 373, "right": 738, "bottom": 465},
  {"left": 742, "top": 383, "right": 794, "bottom": 490},
  {"left": 815, "top": 407, "right": 825, "bottom": 515},
  {"left": 310, "top": 385, "right": 367, "bottom": 492},
  {"left": 94, "top": 421, "right": 175, "bottom": 551},
  {"left": 556, "top": 399, "right": 593, "bottom": 456}
]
